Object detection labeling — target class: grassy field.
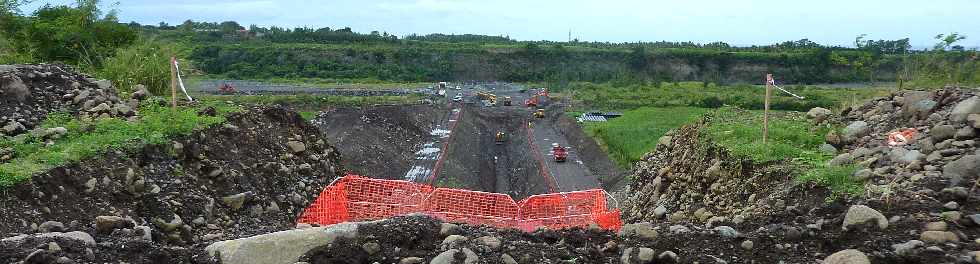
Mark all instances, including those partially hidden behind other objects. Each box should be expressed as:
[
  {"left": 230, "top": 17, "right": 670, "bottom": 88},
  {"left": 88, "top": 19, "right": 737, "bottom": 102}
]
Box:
[
  {"left": 704, "top": 108, "right": 862, "bottom": 197},
  {"left": 0, "top": 100, "right": 239, "bottom": 187},
  {"left": 565, "top": 81, "right": 891, "bottom": 112},
  {"left": 581, "top": 107, "right": 710, "bottom": 169}
]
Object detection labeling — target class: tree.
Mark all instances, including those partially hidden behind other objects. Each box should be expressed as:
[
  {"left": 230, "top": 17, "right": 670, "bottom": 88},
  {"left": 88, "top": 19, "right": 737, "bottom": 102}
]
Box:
[
  {"left": 219, "top": 21, "right": 242, "bottom": 33},
  {"left": 2, "top": 0, "right": 137, "bottom": 65},
  {"left": 180, "top": 19, "right": 194, "bottom": 31},
  {"left": 934, "top": 33, "right": 967, "bottom": 51}
]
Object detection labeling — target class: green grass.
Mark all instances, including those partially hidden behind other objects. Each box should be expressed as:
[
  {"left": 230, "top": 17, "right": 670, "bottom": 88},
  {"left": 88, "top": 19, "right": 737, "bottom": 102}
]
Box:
[
  {"left": 704, "top": 107, "right": 863, "bottom": 197},
  {"left": 566, "top": 81, "right": 891, "bottom": 112},
  {"left": 0, "top": 100, "right": 239, "bottom": 188},
  {"left": 195, "top": 94, "right": 422, "bottom": 108},
  {"left": 583, "top": 107, "right": 710, "bottom": 169}
]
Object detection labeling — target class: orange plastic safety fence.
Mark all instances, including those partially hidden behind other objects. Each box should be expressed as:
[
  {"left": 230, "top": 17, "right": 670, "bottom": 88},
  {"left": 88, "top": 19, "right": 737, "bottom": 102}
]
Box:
[
  {"left": 422, "top": 188, "right": 519, "bottom": 228},
  {"left": 297, "top": 175, "right": 622, "bottom": 231}
]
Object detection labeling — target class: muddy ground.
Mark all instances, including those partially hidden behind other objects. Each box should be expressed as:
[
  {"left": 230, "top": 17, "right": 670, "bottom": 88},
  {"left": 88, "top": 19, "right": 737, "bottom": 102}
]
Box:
[
  {"left": 435, "top": 104, "right": 549, "bottom": 200},
  {"left": 312, "top": 105, "right": 447, "bottom": 179}
]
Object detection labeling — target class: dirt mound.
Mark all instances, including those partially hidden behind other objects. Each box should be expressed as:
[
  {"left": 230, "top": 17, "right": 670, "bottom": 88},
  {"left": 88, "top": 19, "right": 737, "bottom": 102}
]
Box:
[
  {"left": 617, "top": 88, "right": 980, "bottom": 262},
  {"left": 312, "top": 105, "right": 446, "bottom": 179},
  {"left": 0, "top": 107, "right": 343, "bottom": 263},
  {"left": 1, "top": 64, "right": 141, "bottom": 137},
  {"left": 621, "top": 116, "right": 803, "bottom": 225}
]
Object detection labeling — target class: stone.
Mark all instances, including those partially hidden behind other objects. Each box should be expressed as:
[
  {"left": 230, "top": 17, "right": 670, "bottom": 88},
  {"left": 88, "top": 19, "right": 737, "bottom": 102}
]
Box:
[
  {"left": 361, "top": 242, "right": 381, "bottom": 255},
  {"left": 87, "top": 102, "right": 111, "bottom": 113},
  {"left": 38, "top": 221, "right": 65, "bottom": 233},
  {"left": 842, "top": 205, "right": 888, "bottom": 231},
  {"left": 843, "top": 121, "right": 870, "bottom": 143},
  {"left": 461, "top": 248, "right": 479, "bottom": 264},
  {"left": 653, "top": 205, "right": 667, "bottom": 218},
  {"left": 2, "top": 120, "right": 25, "bottom": 135},
  {"left": 920, "top": 231, "right": 960, "bottom": 243},
  {"left": 657, "top": 135, "right": 673, "bottom": 149},
  {"left": 500, "top": 254, "right": 518, "bottom": 264},
  {"left": 829, "top": 153, "right": 853, "bottom": 166},
  {"left": 966, "top": 214, "right": 980, "bottom": 226},
  {"left": 819, "top": 143, "right": 838, "bottom": 154},
  {"left": 852, "top": 169, "right": 873, "bottom": 181},
  {"left": 740, "top": 240, "right": 754, "bottom": 250},
  {"left": 55, "top": 256, "right": 73, "bottom": 264},
  {"left": 132, "top": 85, "right": 149, "bottom": 100},
  {"left": 903, "top": 91, "right": 935, "bottom": 118},
  {"left": 943, "top": 155, "right": 980, "bottom": 186},
  {"left": 206, "top": 222, "right": 358, "bottom": 264},
  {"left": 951, "top": 96, "right": 980, "bottom": 123},
  {"left": 399, "top": 257, "right": 424, "bottom": 264},
  {"left": 713, "top": 226, "right": 738, "bottom": 238},
  {"left": 668, "top": 225, "right": 690, "bottom": 234},
  {"left": 2, "top": 231, "right": 96, "bottom": 247},
  {"left": 2, "top": 75, "right": 29, "bottom": 101},
  {"left": 619, "top": 222, "right": 658, "bottom": 240},
  {"left": 658, "top": 251, "right": 679, "bottom": 263},
  {"left": 823, "top": 249, "right": 870, "bottom": 264},
  {"left": 941, "top": 211, "right": 963, "bottom": 221},
  {"left": 47, "top": 241, "right": 62, "bottom": 253},
  {"left": 931, "top": 125, "right": 956, "bottom": 141},
  {"left": 439, "top": 223, "right": 461, "bottom": 236},
  {"left": 925, "top": 221, "right": 948, "bottom": 231},
  {"left": 956, "top": 127, "right": 976, "bottom": 139},
  {"left": 222, "top": 192, "right": 252, "bottom": 210},
  {"left": 112, "top": 103, "right": 134, "bottom": 116},
  {"left": 430, "top": 249, "right": 459, "bottom": 264},
  {"left": 286, "top": 141, "right": 306, "bottom": 153},
  {"left": 969, "top": 114, "right": 980, "bottom": 128},
  {"left": 943, "top": 201, "right": 959, "bottom": 210},
  {"left": 94, "top": 79, "right": 113, "bottom": 90},
  {"left": 620, "top": 247, "right": 634, "bottom": 264},
  {"left": 636, "top": 247, "right": 655, "bottom": 263},
  {"left": 889, "top": 148, "right": 922, "bottom": 165},
  {"left": 891, "top": 240, "right": 924, "bottom": 256},
  {"left": 441, "top": 235, "right": 469, "bottom": 248},
  {"left": 807, "top": 107, "right": 832, "bottom": 122},
  {"left": 94, "top": 216, "right": 133, "bottom": 234},
  {"left": 474, "top": 236, "right": 501, "bottom": 249}
]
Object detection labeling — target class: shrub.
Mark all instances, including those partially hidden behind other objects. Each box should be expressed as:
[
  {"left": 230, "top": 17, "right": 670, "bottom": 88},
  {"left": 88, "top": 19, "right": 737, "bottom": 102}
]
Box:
[{"left": 94, "top": 39, "right": 180, "bottom": 96}]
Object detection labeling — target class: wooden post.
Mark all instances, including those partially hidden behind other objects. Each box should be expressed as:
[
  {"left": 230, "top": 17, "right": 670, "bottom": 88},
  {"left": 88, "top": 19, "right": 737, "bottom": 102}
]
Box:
[
  {"left": 170, "top": 56, "right": 177, "bottom": 110},
  {"left": 763, "top": 74, "right": 772, "bottom": 144}
]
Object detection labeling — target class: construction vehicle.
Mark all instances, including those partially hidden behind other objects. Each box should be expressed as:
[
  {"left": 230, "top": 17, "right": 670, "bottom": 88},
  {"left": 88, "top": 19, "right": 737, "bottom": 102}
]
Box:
[
  {"left": 524, "top": 95, "right": 538, "bottom": 107},
  {"left": 552, "top": 143, "right": 568, "bottom": 162},
  {"left": 534, "top": 109, "right": 545, "bottom": 118},
  {"left": 495, "top": 131, "right": 506, "bottom": 144},
  {"left": 502, "top": 96, "right": 512, "bottom": 106},
  {"left": 476, "top": 92, "right": 497, "bottom": 106}
]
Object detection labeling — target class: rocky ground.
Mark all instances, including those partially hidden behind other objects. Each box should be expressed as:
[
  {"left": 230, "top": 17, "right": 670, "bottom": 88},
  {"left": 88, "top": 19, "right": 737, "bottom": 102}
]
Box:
[
  {"left": 1, "top": 64, "right": 142, "bottom": 137},
  {"left": 0, "top": 106, "right": 344, "bottom": 263},
  {"left": 621, "top": 87, "right": 980, "bottom": 263}
]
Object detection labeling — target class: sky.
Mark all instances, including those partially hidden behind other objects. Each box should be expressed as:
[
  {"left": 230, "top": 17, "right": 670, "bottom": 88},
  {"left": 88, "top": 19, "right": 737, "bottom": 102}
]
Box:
[{"left": 21, "top": 0, "right": 980, "bottom": 48}]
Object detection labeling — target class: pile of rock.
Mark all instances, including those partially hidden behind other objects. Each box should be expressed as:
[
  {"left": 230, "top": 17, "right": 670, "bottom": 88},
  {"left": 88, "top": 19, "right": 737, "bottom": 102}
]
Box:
[
  {"left": 0, "top": 64, "right": 147, "bottom": 137},
  {"left": 825, "top": 87, "right": 979, "bottom": 198}
]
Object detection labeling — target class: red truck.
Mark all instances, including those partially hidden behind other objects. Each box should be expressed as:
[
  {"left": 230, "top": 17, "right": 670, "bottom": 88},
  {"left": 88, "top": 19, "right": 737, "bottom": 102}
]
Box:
[{"left": 552, "top": 143, "right": 567, "bottom": 162}]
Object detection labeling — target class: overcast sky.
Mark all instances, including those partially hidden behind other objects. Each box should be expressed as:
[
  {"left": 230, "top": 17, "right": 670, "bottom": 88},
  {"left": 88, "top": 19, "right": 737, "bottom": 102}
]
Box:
[{"left": 22, "top": 0, "right": 980, "bottom": 48}]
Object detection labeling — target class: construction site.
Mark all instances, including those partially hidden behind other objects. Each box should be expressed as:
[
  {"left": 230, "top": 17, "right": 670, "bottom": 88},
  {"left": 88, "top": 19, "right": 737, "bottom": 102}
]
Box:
[
  {"left": 1, "top": 2, "right": 980, "bottom": 263},
  {"left": 2, "top": 63, "right": 977, "bottom": 263}
]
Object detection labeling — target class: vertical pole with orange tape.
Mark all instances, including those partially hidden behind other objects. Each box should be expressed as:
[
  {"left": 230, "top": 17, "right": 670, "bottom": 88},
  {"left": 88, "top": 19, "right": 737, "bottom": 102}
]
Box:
[{"left": 763, "top": 73, "right": 772, "bottom": 144}]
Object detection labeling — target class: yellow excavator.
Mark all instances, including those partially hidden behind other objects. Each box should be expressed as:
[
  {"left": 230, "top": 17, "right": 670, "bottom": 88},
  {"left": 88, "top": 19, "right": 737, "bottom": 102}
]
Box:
[
  {"left": 495, "top": 131, "right": 506, "bottom": 144},
  {"left": 533, "top": 109, "right": 545, "bottom": 118}
]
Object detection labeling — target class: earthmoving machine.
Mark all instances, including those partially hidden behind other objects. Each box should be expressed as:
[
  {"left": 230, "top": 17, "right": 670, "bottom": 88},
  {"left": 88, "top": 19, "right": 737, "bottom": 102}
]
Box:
[
  {"left": 502, "top": 96, "right": 512, "bottom": 106},
  {"left": 495, "top": 131, "right": 506, "bottom": 144},
  {"left": 534, "top": 109, "right": 545, "bottom": 118},
  {"left": 552, "top": 143, "right": 568, "bottom": 162},
  {"left": 476, "top": 91, "right": 497, "bottom": 106},
  {"left": 524, "top": 95, "right": 538, "bottom": 107}
]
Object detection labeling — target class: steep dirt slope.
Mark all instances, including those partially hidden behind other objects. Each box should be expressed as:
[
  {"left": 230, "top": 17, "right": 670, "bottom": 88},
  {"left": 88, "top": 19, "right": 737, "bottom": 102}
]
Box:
[{"left": 0, "top": 107, "right": 343, "bottom": 263}]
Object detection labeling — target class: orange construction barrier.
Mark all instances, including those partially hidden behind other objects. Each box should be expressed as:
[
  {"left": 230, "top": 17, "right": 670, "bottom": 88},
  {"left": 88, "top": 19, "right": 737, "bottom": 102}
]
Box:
[{"left": 297, "top": 174, "right": 622, "bottom": 232}]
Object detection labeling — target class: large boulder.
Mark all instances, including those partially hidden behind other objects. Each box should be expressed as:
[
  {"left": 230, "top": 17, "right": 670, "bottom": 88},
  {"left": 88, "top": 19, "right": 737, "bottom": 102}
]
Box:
[
  {"left": 0, "top": 75, "right": 29, "bottom": 102},
  {"left": 843, "top": 121, "right": 870, "bottom": 143},
  {"left": 902, "top": 91, "right": 935, "bottom": 119},
  {"left": 942, "top": 155, "right": 979, "bottom": 186},
  {"left": 807, "top": 107, "right": 832, "bottom": 122},
  {"left": 951, "top": 96, "right": 980, "bottom": 123},
  {"left": 824, "top": 249, "right": 871, "bottom": 264},
  {"left": 206, "top": 222, "right": 358, "bottom": 264},
  {"left": 930, "top": 125, "right": 956, "bottom": 142},
  {"left": 842, "top": 205, "right": 888, "bottom": 231}
]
